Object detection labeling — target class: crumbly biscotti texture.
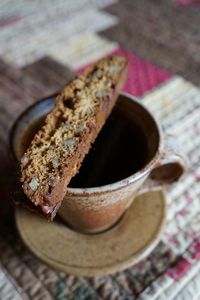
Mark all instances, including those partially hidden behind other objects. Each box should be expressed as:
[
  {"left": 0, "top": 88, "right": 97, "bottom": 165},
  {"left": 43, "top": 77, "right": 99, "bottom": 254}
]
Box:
[{"left": 20, "top": 55, "right": 128, "bottom": 220}]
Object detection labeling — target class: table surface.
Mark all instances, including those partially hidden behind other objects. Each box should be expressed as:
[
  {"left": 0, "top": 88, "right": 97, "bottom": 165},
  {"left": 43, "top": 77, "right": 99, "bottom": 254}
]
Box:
[{"left": 0, "top": 1, "right": 200, "bottom": 299}]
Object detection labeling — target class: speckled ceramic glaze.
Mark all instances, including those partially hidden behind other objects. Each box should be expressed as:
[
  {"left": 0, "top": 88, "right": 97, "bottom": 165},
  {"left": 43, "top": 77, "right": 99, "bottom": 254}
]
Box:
[
  {"left": 10, "top": 93, "right": 186, "bottom": 233},
  {"left": 59, "top": 93, "right": 185, "bottom": 233},
  {"left": 15, "top": 190, "right": 167, "bottom": 276}
]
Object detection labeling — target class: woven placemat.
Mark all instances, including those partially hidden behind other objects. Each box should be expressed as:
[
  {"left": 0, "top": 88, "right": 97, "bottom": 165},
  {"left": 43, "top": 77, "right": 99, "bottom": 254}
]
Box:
[
  {"left": 1, "top": 70, "right": 199, "bottom": 300},
  {"left": 102, "top": 0, "right": 200, "bottom": 87},
  {"left": 141, "top": 77, "right": 200, "bottom": 299},
  {"left": 0, "top": 1, "right": 200, "bottom": 299}
]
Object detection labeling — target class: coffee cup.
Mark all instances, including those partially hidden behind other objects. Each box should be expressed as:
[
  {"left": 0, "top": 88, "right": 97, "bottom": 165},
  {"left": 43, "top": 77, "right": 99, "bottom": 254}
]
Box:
[{"left": 10, "top": 93, "right": 186, "bottom": 233}]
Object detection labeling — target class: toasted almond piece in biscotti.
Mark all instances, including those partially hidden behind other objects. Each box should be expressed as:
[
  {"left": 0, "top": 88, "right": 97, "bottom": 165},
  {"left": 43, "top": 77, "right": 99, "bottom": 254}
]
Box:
[{"left": 20, "top": 55, "right": 128, "bottom": 220}]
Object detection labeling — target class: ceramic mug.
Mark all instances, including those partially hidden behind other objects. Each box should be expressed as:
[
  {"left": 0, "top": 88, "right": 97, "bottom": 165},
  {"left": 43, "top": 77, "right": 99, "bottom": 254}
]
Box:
[{"left": 10, "top": 93, "right": 186, "bottom": 233}]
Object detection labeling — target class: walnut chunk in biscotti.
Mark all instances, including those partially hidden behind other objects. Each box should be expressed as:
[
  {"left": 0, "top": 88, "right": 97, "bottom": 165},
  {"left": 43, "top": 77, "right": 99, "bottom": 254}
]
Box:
[
  {"left": 62, "top": 123, "right": 72, "bottom": 130},
  {"left": 21, "top": 154, "right": 29, "bottom": 167},
  {"left": 51, "top": 158, "right": 60, "bottom": 168},
  {"left": 108, "top": 65, "right": 122, "bottom": 74},
  {"left": 29, "top": 177, "right": 40, "bottom": 191},
  {"left": 63, "top": 137, "right": 77, "bottom": 149},
  {"left": 73, "top": 79, "right": 84, "bottom": 90},
  {"left": 95, "top": 89, "right": 109, "bottom": 98},
  {"left": 76, "top": 123, "right": 86, "bottom": 134}
]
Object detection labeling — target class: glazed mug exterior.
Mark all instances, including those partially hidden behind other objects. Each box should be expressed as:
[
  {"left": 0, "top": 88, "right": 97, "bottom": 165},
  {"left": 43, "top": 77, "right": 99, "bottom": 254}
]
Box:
[{"left": 10, "top": 93, "right": 186, "bottom": 233}]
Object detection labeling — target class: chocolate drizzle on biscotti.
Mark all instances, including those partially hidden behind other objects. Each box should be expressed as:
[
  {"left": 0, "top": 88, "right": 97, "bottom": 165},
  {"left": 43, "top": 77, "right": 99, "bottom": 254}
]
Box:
[{"left": 20, "top": 55, "right": 128, "bottom": 220}]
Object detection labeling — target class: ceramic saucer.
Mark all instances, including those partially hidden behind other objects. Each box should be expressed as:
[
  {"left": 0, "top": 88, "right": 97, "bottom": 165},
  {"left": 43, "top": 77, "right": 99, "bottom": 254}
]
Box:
[{"left": 15, "top": 190, "right": 166, "bottom": 277}]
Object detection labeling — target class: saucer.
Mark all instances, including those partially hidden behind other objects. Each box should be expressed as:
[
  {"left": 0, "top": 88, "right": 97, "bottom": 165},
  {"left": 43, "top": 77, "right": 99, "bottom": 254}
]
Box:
[{"left": 15, "top": 190, "right": 166, "bottom": 277}]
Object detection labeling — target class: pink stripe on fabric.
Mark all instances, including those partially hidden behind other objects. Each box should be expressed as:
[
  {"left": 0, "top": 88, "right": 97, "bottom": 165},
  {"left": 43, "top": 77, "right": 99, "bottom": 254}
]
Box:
[
  {"left": 113, "top": 48, "right": 172, "bottom": 97},
  {"left": 176, "top": 0, "right": 200, "bottom": 7},
  {"left": 167, "top": 258, "right": 192, "bottom": 280},
  {"left": 192, "top": 240, "right": 200, "bottom": 259}
]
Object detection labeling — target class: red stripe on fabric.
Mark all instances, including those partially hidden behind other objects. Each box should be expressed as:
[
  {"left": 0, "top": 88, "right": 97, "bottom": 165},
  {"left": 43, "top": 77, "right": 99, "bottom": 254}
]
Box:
[
  {"left": 176, "top": 0, "right": 200, "bottom": 7},
  {"left": 166, "top": 258, "right": 192, "bottom": 280},
  {"left": 113, "top": 48, "right": 172, "bottom": 97}
]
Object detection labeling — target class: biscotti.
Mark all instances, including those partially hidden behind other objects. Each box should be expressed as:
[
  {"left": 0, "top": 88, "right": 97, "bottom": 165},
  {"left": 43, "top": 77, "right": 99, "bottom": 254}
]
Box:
[{"left": 20, "top": 55, "right": 128, "bottom": 220}]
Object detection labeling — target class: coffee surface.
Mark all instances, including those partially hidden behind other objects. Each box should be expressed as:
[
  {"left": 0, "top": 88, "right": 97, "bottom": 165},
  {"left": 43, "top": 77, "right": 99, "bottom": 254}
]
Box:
[{"left": 19, "top": 106, "right": 148, "bottom": 188}]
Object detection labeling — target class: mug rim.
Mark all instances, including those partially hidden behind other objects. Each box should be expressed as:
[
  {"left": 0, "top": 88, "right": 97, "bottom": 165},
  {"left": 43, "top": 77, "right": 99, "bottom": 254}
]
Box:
[
  {"left": 9, "top": 92, "right": 162, "bottom": 195},
  {"left": 9, "top": 93, "right": 58, "bottom": 165}
]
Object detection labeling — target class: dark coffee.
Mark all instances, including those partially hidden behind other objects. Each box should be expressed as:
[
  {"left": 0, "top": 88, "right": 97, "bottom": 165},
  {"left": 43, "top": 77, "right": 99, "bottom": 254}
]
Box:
[{"left": 19, "top": 106, "right": 148, "bottom": 188}]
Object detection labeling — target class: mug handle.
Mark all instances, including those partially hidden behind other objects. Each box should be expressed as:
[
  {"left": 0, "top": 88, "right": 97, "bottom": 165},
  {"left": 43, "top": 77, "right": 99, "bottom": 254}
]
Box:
[{"left": 138, "top": 132, "right": 187, "bottom": 194}]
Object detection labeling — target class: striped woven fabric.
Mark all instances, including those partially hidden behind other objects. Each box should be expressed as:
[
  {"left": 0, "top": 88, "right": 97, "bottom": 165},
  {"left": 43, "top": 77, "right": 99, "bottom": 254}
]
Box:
[{"left": 0, "top": 0, "right": 199, "bottom": 299}]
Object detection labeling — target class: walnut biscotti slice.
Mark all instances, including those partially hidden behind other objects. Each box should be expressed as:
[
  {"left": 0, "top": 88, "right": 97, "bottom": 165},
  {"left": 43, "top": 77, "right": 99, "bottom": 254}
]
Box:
[{"left": 20, "top": 55, "right": 128, "bottom": 220}]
